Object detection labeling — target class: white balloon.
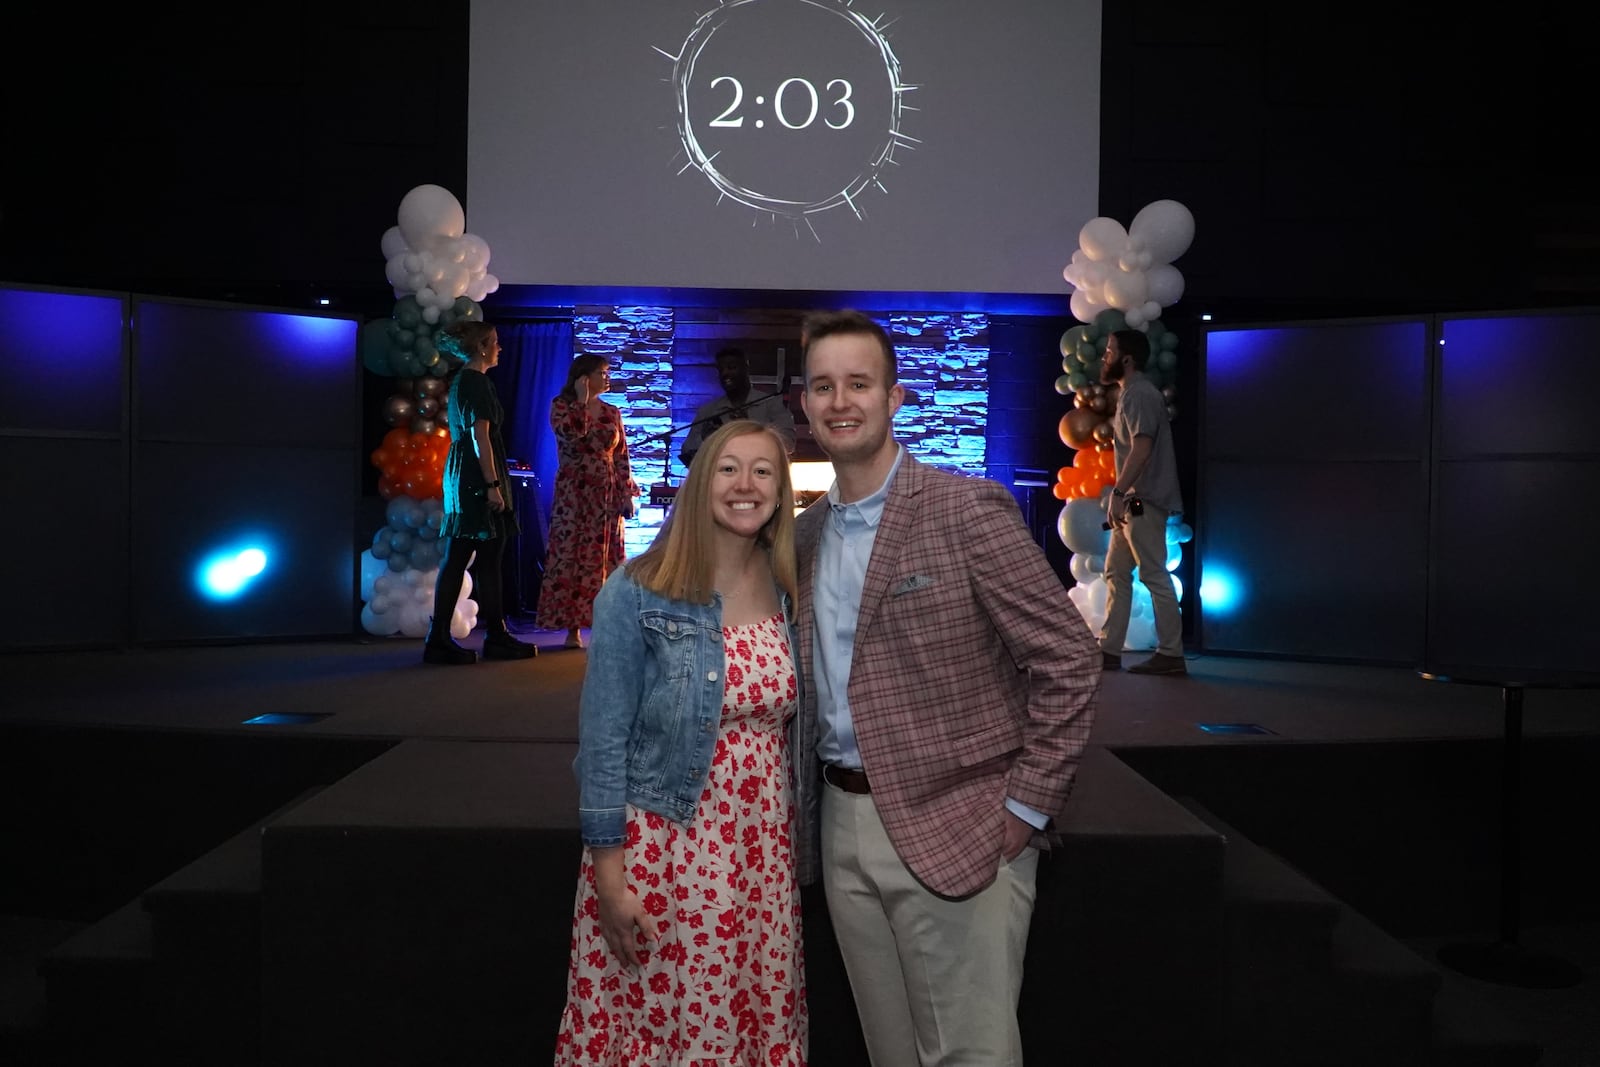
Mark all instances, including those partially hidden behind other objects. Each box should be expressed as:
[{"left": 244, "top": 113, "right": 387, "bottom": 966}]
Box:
[
  {"left": 1069, "top": 288, "right": 1098, "bottom": 324},
  {"left": 421, "top": 300, "right": 441, "bottom": 325},
  {"left": 1129, "top": 200, "right": 1195, "bottom": 264},
  {"left": 385, "top": 255, "right": 410, "bottom": 290},
  {"left": 361, "top": 603, "right": 399, "bottom": 636},
  {"left": 1078, "top": 216, "right": 1130, "bottom": 262},
  {"left": 441, "top": 264, "right": 471, "bottom": 300},
  {"left": 380, "top": 225, "right": 410, "bottom": 260},
  {"left": 1147, "top": 264, "right": 1186, "bottom": 307},
  {"left": 450, "top": 606, "right": 473, "bottom": 640},
  {"left": 359, "top": 549, "right": 387, "bottom": 601},
  {"left": 397, "top": 184, "right": 466, "bottom": 251},
  {"left": 397, "top": 603, "right": 429, "bottom": 638},
  {"left": 1125, "top": 308, "right": 1146, "bottom": 328},
  {"left": 459, "top": 233, "right": 491, "bottom": 273},
  {"left": 1102, "top": 267, "right": 1149, "bottom": 311}
]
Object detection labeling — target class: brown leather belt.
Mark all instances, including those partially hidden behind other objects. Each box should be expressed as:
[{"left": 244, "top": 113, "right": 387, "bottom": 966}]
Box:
[{"left": 821, "top": 763, "right": 871, "bottom": 795}]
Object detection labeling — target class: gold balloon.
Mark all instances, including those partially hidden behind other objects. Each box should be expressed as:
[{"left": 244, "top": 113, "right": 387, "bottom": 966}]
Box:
[{"left": 1059, "top": 408, "right": 1100, "bottom": 450}]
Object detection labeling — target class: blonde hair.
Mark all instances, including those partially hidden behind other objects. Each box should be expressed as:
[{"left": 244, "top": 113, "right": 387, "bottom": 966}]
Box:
[{"left": 627, "top": 420, "right": 797, "bottom": 605}]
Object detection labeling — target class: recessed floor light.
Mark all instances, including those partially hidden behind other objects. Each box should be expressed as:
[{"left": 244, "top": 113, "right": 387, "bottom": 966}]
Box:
[
  {"left": 1196, "top": 722, "right": 1273, "bottom": 735},
  {"left": 243, "top": 712, "right": 333, "bottom": 725}
]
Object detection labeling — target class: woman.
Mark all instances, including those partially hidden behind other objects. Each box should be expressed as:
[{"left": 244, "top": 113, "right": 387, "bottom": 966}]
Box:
[
  {"left": 422, "top": 320, "right": 539, "bottom": 665},
  {"left": 541, "top": 356, "right": 637, "bottom": 649},
  {"left": 553, "top": 420, "right": 808, "bottom": 1067}
]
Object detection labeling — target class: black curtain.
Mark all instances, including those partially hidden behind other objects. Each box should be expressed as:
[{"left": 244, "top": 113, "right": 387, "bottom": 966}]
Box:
[{"left": 487, "top": 318, "right": 572, "bottom": 619}]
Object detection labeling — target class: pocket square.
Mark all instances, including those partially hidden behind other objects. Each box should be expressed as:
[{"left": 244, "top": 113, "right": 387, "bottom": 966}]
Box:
[{"left": 892, "top": 574, "right": 936, "bottom": 595}]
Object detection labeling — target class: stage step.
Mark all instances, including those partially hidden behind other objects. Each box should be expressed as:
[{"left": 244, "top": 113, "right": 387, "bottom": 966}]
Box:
[
  {"left": 0, "top": 915, "right": 84, "bottom": 1066},
  {"left": 256, "top": 739, "right": 1228, "bottom": 1067},
  {"left": 30, "top": 786, "right": 325, "bottom": 1066},
  {"left": 1177, "top": 797, "right": 1538, "bottom": 1067},
  {"left": 36, "top": 898, "right": 162, "bottom": 1063},
  {"left": 140, "top": 787, "right": 323, "bottom": 1066}
]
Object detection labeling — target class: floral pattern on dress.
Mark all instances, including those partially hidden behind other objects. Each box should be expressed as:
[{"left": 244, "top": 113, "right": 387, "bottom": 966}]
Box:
[
  {"left": 541, "top": 397, "right": 632, "bottom": 630},
  {"left": 554, "top": 615, "right": 806, "bottom": 1067}
]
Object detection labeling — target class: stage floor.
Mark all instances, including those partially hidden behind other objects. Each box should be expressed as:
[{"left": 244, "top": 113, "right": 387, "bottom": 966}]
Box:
[{"left": 4, "top": 627, "right": 1597, "bottom": 749}]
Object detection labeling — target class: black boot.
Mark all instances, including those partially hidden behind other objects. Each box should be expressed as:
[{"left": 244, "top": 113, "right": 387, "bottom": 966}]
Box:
[
  {"left": 423, "top": 621, "right": 476, "bottom": 666},
  {"left": 482, "top": 628, "right": 538, "bottom": 660}
]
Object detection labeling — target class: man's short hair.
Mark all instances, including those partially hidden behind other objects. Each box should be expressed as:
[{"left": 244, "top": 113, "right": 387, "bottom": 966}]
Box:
[
  {"left": 801, "top": 310, "right": 897, "bottom": 386},
  {"left": 1112, "top": 329, "right": 1151, "bottom": 371},
  {"left": 714, "top": 346, "right": 747, "bottom": 367}
]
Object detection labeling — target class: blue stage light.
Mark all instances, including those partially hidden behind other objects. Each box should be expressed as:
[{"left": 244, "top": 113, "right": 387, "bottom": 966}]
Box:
[
  {"left": 1199, "top": 563, "right": 1242, "bottom": 615},
  {"left": 198, "top": 545, "right": 270, "bottom": 599}
]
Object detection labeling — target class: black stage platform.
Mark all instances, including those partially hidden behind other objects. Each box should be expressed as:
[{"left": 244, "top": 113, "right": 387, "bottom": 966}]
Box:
[{"left": 3, "top": 634, "right": 1598, "bottom": 1066}]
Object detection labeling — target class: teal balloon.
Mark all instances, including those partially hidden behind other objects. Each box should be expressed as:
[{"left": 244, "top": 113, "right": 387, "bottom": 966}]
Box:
[
  {"left": 1059, "top": 329, "right": 1077, "bottom": 358},
  {"left": 1094, "top": 308, "right": 1127, "bottom": 334},
  {"left": 1157, "top": 349, "right": 1178, "bottom": 371},
  {"left": 394, "top": 296, "right": 423, "bottom": 329},
  {"left": 1068, "top": 371, "right": 1088, "bottom": 392},
  {"left": 1055, "top": 374, "right": 1073, "bottom": 395},
  {"left": 453, "top": 297, "right": 482, "bottom": 321},
  {"left": 360, "top": 319, "right": 395, "bottom": 376},
  {"left": 1159, "top": 332, "right": 1179, "bottom": 350}
]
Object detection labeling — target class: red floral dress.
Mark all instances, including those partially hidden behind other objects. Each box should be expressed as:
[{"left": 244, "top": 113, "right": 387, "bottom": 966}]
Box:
[
  {"left": 541, "top": 397, "right": 632, "bottom": 631},
  {"left": 554, "top": 615, "right": 807, "bottom": 1067}
]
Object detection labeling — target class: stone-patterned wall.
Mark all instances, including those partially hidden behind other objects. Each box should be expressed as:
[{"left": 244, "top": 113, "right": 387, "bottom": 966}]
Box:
[
  {"left": 888, "top": 312, "right": 988, "bottom": 477},
  {"left": 575, "top": 306, "right": 992, "bottom": 559}
]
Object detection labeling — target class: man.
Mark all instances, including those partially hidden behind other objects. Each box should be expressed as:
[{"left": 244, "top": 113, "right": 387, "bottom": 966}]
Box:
[
  {"left": 792, "top": 309, "right": 1100, "bottom": 1067},
  {"left": 678, "top": 345, "right": 796, "bottom": 466},
  {"left": 1099, "top": 328, "right": 1186, "bottom": 676}
]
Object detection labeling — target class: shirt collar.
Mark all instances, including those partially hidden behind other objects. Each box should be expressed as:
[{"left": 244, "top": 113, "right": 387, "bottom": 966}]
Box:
[{"left": 826, "top": 444, "right": 904, "bottom": 528}]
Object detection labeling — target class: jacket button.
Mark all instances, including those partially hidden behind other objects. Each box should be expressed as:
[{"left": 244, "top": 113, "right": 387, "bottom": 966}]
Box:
[
  {"left": 706, "top": 671, "right": 718, "bottom": 681},
  {"left": 667, "top": 622, "right": 678, "bottom": 633}
]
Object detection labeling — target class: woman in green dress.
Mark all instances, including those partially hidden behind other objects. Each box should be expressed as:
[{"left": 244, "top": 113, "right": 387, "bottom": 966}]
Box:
[{"left": 423, "top": 320, "right": 539, "bottom": 665}]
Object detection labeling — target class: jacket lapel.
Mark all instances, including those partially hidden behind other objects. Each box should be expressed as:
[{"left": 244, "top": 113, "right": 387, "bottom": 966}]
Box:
[{"left": 853, "top": 453, "right": 923, "bottom": 642}]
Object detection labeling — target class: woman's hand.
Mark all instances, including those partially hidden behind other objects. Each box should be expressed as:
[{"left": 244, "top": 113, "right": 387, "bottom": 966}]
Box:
[
  {"left": 596, "top": 884, "right": 659, "bottom": 967},
  {"left": 575, "top": 378, "right": 590, "bottom": 405},
  {"left": 487, "top": 485, "right": 506, "bottom": 512}
]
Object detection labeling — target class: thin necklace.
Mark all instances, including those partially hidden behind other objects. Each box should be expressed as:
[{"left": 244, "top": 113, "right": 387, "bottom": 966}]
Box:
[{"left": 715, "top": 555, "right": 756, "bottom": 600}]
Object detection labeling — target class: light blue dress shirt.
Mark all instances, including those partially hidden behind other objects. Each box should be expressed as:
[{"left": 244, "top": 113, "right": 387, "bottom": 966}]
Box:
[{"left": 813, "top": 446, "right": 904, "bottom": 768}]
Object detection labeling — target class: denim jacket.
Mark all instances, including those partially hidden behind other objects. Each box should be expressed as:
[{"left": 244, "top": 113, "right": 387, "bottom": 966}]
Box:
[{"left": 574, "top": 564, "right": 799, "bottom": 847}]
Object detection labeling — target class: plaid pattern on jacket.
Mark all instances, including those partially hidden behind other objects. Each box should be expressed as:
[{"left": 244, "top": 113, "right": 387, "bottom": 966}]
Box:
[{"left": 791, "top": 452, "right": 1100, "bottom": 898}]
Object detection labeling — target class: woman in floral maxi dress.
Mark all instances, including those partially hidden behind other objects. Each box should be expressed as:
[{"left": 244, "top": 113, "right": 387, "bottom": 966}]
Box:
[
  {"left": 555, "top": 420, "right": 807, "bottom": 1067},
  {"left": 542, "top": 356, "right": 637, "bottom": 649}
]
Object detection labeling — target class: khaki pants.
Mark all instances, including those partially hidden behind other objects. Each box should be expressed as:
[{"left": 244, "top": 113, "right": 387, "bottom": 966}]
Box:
[
  {"left": 821, "top": 781, "right": 1038, "bottom": 1067},
  {"left": 1100, "top": 503, "right": 1183, "bottom": 657}
]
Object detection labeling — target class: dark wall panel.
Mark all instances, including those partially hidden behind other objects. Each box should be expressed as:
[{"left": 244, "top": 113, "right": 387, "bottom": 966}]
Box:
[
  {"left": 132, "top": 443, "right": 356, "bottom": 643},
  {"left": 1427, "top": 310, "right": 1600, "bottom": 674},
  {"left": 1204, "top": 321, "right": 1430, "bottom": 458},
  {"left": 0, "top": 437, "right": 129, "bottom": 648},
  {"left": 0, "top": 287, "right": 127, "bottom": 435},
  {"left": 1199, "top": 460, "right": 1427, "bottom": 661},
  {"left": 1437, "top": 312, "right": 1600, "bottom": 457},
  {"left": 135, "top": 300, "right": 359, "bottom": 447},
  {"left": 1199, "top": 320, "right": 1431, "bottom": 661},
  {"left": 1429, "top": 459, "right": 1600, "bottom": 674}
]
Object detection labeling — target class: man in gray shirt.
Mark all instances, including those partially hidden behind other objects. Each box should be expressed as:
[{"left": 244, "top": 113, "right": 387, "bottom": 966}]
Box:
[{"left": 1100, "top": 328, "right": 1186, "bottom": 675}]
